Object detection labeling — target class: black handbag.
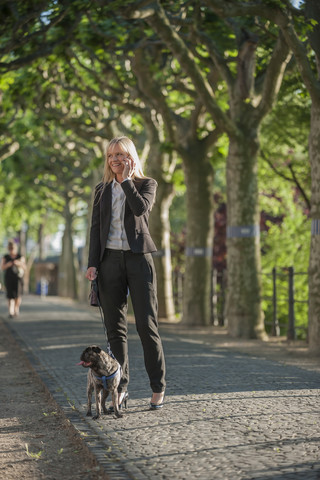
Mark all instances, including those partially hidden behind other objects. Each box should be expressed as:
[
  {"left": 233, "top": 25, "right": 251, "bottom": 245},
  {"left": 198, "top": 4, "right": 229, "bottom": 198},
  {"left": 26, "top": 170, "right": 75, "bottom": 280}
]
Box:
[{"left": 89, "top": 278, "right": 100, "bottom": 307}]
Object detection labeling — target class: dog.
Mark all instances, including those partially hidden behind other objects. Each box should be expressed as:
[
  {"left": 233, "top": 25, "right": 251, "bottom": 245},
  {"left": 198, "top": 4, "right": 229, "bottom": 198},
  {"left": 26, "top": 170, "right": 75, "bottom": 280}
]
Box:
[{"left": 77, "top": 345, "right": 122, "bottom": 420}]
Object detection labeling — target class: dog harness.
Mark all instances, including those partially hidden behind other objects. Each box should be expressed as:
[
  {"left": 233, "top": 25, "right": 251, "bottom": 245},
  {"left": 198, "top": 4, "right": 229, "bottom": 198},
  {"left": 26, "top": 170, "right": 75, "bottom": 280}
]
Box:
[{"left": 94, "top": 365, "right": 121, "bottom": 391}]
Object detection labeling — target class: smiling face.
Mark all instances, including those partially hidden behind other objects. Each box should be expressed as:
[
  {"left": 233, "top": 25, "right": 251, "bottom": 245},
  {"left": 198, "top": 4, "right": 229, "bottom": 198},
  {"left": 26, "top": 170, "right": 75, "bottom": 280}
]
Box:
[
  {"left": 107, "top": 145, "right": 127, "bottom": 179},
  {"left": 103, "top": 136, "right": 144, "bottom": 184}
]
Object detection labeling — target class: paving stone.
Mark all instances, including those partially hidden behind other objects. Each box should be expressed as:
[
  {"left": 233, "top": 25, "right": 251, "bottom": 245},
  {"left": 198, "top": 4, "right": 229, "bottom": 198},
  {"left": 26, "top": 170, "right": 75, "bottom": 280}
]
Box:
[{"left": 1, "top": 295, "right": 319, "bottom": 480}]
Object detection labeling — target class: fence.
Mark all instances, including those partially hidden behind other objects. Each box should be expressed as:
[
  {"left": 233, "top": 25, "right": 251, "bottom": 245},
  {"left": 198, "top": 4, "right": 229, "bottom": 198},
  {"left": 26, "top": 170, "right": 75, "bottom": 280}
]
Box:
[
  {"left": 173, "top": 267, "right": 308, "bottom": 340},
  {"left": 261, "top": 267, "right": 308, "bottom": 340}
]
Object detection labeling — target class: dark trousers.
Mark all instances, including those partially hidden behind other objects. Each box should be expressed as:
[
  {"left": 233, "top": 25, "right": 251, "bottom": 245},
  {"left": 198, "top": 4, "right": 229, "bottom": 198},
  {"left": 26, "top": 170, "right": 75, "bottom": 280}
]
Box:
[{"left": 98, "top": 249, "right": 166, "bottom": 394}]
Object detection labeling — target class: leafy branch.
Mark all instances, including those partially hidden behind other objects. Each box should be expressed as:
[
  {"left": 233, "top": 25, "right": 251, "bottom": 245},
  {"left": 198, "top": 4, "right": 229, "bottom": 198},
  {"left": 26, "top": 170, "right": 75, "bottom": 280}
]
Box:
[{"left": 261, "top": 149, "right": 311, "bottom": 210}]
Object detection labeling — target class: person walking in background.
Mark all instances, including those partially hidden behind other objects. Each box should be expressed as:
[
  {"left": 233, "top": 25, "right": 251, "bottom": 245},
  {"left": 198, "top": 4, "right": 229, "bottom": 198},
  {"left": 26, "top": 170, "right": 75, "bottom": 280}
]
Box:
[
  {"left": 1, "top": 240, "right": 26, "bottom": 318},
  {"left": 85, "top": 136, "right": 166, "bottom": 411}
]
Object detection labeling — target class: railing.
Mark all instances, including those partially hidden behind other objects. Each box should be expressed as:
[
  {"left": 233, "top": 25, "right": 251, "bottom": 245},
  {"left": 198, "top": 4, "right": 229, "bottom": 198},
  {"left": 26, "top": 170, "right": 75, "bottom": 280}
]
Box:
[
  {"left": 261, "top": 267, "right": 308, "bottom": 340},
  {"left": 173, "top": 267, "right": 308, "bottom": 340}
]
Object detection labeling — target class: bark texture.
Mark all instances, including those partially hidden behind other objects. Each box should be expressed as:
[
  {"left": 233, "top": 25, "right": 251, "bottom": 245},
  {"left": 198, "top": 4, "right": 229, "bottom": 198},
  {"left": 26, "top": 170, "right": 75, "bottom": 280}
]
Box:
[
  {"left": 276, "top": 0, "right": 320, "bottom": 352},
  {"left": 182, "top": 146, "right": 214, "bottom": 326},
  {"left": 58, "top": 200, "right": 77, "bottom": 299},
  {"left": 78, "top": 171, "right": 101, "bottom": 303},
  {"left": 308, "top": 101, "right": 320, "bottom": 353},
  {"left": 225, "top": 133, "right": 265, "bottom": 338},
  {"left": 131, "top": 38, "right": 218, "bottom": 325},
  {"left": 149, "top": 181, "right": 176, "bottom": 321}
]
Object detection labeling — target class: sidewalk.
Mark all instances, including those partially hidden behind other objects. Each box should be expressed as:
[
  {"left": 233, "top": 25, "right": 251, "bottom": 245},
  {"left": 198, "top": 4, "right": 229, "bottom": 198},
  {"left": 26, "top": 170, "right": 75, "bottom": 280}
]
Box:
[{"left": 1, "top": 294, "right": 319, "bottom": 480}]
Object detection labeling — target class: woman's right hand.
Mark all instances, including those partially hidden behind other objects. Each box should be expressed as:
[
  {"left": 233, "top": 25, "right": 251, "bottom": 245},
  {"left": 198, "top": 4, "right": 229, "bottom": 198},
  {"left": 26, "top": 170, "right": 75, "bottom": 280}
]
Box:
[
  {"left": 122, "top": 156, "right": 135, "bottom": 180},
  {"left": 86, "top": 267, "right": 97, "bottom": 281}
]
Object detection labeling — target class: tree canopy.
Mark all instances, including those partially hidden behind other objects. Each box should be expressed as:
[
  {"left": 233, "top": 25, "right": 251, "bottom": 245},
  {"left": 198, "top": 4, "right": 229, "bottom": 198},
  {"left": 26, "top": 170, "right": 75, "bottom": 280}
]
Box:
[{"left": 0, "top": 0, "right": 316, "bottom": 348}]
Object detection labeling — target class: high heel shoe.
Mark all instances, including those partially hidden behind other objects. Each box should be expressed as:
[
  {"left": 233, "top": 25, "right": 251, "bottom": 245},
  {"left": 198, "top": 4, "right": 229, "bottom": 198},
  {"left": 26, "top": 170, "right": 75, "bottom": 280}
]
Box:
[
  {"left": 150, "top": 392, "right": 165, "bottom": 410},
  {"left": 120, "top": 391, "right": 128, "bottom": 410},
  {"left": 106, "top": 392, "right": 128, "bottom": 414}
]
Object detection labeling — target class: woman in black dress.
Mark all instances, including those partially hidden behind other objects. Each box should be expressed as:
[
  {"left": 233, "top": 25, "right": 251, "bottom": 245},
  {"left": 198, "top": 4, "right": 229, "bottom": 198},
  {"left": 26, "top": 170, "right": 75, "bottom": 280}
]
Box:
[{"left": 1, "top": 240, "right": 26, "bottom": 318}]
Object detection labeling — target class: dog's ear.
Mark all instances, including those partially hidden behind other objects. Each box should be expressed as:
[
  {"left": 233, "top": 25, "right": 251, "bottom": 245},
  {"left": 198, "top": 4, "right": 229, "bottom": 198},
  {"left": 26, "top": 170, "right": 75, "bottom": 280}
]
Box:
[{"left": 92, "top": 346, "right": 101, "bottom": 354}]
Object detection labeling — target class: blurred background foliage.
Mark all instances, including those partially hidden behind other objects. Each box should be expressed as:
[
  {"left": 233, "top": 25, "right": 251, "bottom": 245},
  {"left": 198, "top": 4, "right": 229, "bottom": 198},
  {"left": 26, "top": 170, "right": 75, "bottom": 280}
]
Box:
[{"left": 0, "top": 0, "right": 313, "bottom": 337}]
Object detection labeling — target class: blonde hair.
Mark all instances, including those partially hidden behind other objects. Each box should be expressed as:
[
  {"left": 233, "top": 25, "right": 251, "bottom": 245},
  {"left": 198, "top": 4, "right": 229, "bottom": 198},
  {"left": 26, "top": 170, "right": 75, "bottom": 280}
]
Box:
[{"left": 102, "top": 136, "right": 145, "bottom": 184}]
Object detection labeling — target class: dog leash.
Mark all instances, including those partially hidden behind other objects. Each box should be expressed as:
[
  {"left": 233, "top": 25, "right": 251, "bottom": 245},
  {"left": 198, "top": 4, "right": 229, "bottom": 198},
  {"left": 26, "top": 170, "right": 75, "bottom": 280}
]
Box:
[{"left": 91, "top": 278, "right": 116, "bottom": 360}]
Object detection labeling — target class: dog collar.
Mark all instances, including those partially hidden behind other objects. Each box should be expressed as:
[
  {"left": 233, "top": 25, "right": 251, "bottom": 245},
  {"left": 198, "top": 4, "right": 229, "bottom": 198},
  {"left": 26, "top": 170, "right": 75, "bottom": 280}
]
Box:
[{"left": 94, "top": 366, "right": 121, "bottom": 390}]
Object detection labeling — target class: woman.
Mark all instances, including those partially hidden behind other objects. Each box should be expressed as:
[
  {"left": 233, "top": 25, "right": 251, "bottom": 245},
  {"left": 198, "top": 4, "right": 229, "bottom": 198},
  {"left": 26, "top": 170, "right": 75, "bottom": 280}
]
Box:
[
  {"left": 86, "top": 136, "right": 166, "bottom": 410},
  {"left": 1, "top": 240, "right": 26, "bottom": 318}
]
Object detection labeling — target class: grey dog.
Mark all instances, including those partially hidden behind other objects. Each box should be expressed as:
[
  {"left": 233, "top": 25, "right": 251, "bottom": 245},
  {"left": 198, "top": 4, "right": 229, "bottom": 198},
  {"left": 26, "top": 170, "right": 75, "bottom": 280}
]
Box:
[{"left": 78, "top": 345, "right": 122, "bottom": 420}]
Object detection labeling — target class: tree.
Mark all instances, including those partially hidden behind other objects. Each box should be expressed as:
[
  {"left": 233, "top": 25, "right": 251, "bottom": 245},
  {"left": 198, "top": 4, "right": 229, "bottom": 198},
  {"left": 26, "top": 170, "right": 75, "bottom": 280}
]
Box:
[
  {"left": 0, "top": 93, "right": 66, "bottom": 291},
  {"left": 259, "top": 83, "right": 311, "bottom": 336},
  {"left": 0, "top": 0, "right": 89, "bottom": 73},
  {"left": 0, "top": 65, "right": 98, "bottom": 299},
  {"left": 1, "top": 23, "right": 179, "bottom": 313},
  {"left": 203, "top": 0, "right": 319, "bottom": 350},
  {"left": 37, "top": 15, "right": 180, "bottom": 317},
  {"left": 131, "top": 40, "right": 222, "bottom": 325},
  {"left": 276, "top": 0, "right": 320, "bottom": 353},
  {"left": 132, "top": 0, "right": 291, "bottom": 338}
]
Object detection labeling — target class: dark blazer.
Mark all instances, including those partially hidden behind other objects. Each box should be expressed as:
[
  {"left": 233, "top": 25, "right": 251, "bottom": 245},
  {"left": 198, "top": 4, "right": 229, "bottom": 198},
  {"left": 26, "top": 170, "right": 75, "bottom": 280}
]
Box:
[{"left": 88, "top": 177, "right": 158, "bottom": 269}]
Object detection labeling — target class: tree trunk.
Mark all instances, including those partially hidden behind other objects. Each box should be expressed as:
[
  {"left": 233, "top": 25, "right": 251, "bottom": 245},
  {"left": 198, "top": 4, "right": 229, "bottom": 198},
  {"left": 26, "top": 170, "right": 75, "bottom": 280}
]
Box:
[
  {"left": 133, "top": 1, "right": 287, "bottom": 333},
  {"left": 38, "top": 222, "right": 45, "bottom": 261},
  {"left": 149, "top": 180, "right": 176, "bottom": 321},
  {"left": 77, "top": 171, "right": 101, "bottom": 303},
  {"left": 308, "top": 101, "right": 320, "bottom": 353},
  {"left": 225, "top": 132, "right": 266, "bottom": 339},
  {"left": 277, "top": 0, "right": 320, "bottom": 353},
  {"left": 58, "top": 200, "right": 77, "bottom": 299},
  {"left": 144, "top": 120, "right": 176, "bottom": 321},
  {"left": 77, "top": 218, "right": 90, "bottom": 303},
  {"left": 182, "top": 148, "right": 214, "bottom": 326}
]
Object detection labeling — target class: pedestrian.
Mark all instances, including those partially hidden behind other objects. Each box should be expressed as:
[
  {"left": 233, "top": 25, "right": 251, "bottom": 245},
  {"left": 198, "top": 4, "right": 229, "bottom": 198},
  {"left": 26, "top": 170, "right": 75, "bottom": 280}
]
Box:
[
  {"left": 85, "top": 136, "right": 166, "bottom": 411},
  {"left": 1, "top": 240, "right": 26, "bottom": 318}
]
